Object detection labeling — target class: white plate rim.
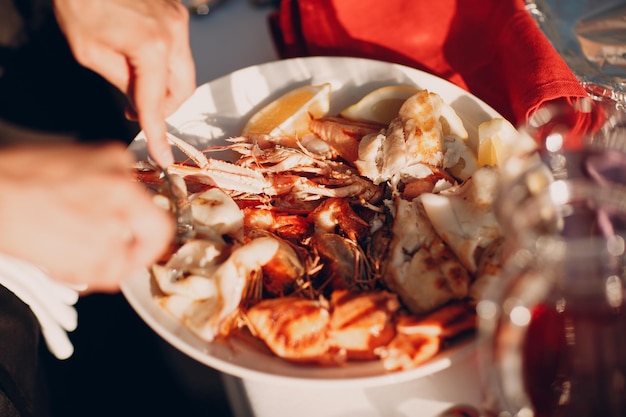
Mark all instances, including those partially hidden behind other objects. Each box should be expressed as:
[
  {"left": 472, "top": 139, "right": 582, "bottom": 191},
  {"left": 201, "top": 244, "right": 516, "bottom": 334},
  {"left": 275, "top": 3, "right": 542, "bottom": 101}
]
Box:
[{"left": 122, "top": 56, "right": 502, "bottom": 388}]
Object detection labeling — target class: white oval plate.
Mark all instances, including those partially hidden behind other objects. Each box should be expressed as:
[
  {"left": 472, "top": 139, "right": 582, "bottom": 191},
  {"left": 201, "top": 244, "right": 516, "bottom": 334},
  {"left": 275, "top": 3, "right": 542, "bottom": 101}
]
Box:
[{"left": 122, "top": 56, "right": 502, "bottom": 388}]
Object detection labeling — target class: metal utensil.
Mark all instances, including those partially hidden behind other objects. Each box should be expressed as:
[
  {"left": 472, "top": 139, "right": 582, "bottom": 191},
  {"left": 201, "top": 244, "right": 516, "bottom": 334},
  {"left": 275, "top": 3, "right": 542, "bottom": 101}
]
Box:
[
  {"left": 162, "top": 169, "right": 194, "bottom": 241},
  {"left": 158, "top": 165, "right": 195, "bottom": 244}
]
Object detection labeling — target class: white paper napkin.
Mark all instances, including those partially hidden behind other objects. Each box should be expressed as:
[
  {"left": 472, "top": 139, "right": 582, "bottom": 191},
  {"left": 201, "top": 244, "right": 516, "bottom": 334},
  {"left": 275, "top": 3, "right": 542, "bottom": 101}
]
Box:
[{"left": 0, "top": 253, "right": 85, "bottom": 360}]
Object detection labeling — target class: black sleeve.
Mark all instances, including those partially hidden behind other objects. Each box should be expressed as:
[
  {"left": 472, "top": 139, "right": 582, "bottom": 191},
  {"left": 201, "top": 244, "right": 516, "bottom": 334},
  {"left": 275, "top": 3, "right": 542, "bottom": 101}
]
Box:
[
  {"left": 0, "top": 0, "right": 53, "bottom": 51},
  {"left": 0, "top": 0, "right": 139, "bottom": 144},
  {"left": 0, "top": 285, "right": 51, "bottom": 417}
]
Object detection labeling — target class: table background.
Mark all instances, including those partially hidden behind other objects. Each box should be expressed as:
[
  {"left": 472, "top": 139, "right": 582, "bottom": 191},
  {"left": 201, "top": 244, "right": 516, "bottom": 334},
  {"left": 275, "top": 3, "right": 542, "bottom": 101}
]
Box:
[{"left": 188, "top": 0, "right": 279, "bottom": 86}]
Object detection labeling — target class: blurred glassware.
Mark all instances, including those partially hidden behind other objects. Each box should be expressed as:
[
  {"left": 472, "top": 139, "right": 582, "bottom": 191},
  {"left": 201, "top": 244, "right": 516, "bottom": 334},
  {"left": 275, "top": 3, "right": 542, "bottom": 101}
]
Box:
[
  {"left": 525, "top": 0, "right": 626, "bottom": 107},
  {"left": 479, "top": 164, "right": 626, "bottom": 417},
  {"left": 477, "top": 98, "right": 626, "bottom": 416}
]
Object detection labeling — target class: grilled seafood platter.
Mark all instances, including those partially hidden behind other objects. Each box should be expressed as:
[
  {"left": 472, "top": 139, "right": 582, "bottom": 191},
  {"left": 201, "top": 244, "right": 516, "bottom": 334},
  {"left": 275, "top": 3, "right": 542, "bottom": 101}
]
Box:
[{"left": 123, "top": 57, "right": 532, "bottom": 382}]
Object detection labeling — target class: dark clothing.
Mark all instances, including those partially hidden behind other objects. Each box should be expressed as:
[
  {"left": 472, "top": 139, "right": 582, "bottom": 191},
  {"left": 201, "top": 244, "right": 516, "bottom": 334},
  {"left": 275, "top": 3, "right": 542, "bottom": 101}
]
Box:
[
  {"left": 0, "top": 3, "right": 56, "bottom": 416},
  {"left": 0, "top": 286, "right": 50, "bottom": 417},
  {"left": 0, "top": 0, "right": 138, "bottom": 144}
]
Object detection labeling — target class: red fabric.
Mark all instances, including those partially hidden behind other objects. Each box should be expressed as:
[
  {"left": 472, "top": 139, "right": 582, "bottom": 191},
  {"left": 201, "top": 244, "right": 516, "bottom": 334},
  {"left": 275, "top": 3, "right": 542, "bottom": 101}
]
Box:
[{"left": 269, "top": 0, "right": 590, "bottom": 129}]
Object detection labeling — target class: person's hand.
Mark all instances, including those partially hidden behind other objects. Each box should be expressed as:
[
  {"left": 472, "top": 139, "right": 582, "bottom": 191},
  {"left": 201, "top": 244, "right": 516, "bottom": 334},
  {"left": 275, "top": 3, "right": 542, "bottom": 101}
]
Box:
[
  {"left": 0, "top": 142, "right": 175, "bottom": 292},
  {"left": 53, "top": 0, "right": 196, "bottom": 167}
]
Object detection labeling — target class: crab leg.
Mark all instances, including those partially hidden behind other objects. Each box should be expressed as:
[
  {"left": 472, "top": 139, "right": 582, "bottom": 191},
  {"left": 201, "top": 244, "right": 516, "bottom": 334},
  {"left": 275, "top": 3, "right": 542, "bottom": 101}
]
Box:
[
  {"left": 164, "top": 133, "right": 271, "bottom": 194},
  {"left": 166, "top": 132, "right": 210, "bottom": 168},
  {"left": 168, "top": 159, "right": 267, "bottom": 195}
]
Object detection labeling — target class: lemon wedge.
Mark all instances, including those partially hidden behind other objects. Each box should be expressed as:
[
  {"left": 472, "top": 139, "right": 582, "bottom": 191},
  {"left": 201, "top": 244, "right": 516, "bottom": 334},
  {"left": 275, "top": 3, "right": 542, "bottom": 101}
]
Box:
[
  {"left": 340, "top": 86, "right": 469, "bottom": 141},
  {"left": 241, "top": 83, "right": 331, "bottom": 137},
  {"left": 477, "top": 118, "right": 535, "bottom": 167},
  {"left": 339, "top": 85, "right": 421, "bottom": 125}
]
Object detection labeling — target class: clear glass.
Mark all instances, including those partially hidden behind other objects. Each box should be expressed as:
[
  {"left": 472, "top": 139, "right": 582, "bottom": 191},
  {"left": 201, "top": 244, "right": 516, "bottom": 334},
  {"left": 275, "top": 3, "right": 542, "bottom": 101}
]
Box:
[
  {"left": 476, "top": 15, "right": 626, "bottom": 410},
  {"left": 478, "top": 151, "right": 626, "bottom": 417}
]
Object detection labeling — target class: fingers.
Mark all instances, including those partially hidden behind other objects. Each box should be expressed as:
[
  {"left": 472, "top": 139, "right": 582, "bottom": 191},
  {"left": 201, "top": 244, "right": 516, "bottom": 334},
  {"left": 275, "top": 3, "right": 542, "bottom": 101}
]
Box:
[
  {"left": 54, "top": 0, "right": 196, "bottom": 167},
  {"left": 82, "top": 149, "right": 176, "bottom": 290},
  {"left": 135, "top": 3, "right": 195, "bottom": 167},
  {"left": 81, "top": 182, "right": 175, "bottom": 294},
  {"left": 125, "top": 189, "right": 176, "bottom": 273},
  {"left": 73, "top": 43, "right": 132, "bottom": 98},
  {"left": 104, "top": 167, "right": 176, "bottom": 286},
  {"left": 132, "top": 40, "right": 174, "bottom": 167},
  {"left": 165, "top": 6, "right": 196, "bottom": 116}
]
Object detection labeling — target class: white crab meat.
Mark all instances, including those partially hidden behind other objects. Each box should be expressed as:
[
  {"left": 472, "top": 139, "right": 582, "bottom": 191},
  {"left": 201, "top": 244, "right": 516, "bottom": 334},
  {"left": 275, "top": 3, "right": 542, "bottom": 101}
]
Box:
[
  {"left": 440, "top": 100, "right": 469, "bottom": 142},
  {"left": 419, "top": 166, "right": 501, "bottom": 274},
  {"left": 190, "top": 188, "right": 244, "bottom": 239},
  {"left": 440, "top": 100, "right": 478, "bottom": 180},
  {"left": 355, "top": 90, "right": 449, "bottom": 184},
  {"left": 153, "top": 267, "right": 221, "bottom": 301},
  {"left": 154, "top": 237, "right": 280, "bottom": 341},
  {"left": 468, "top": 237, "right": 504, "bottom": 303},
  {"left": 443, "top": 135, "right": 478, "bottom": 181},
  {"left": 382, "top": 197, "right": 471, "bottom": 315},
  {"left": 152, "top": 239, "right": 227, "bottom": 299}
]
